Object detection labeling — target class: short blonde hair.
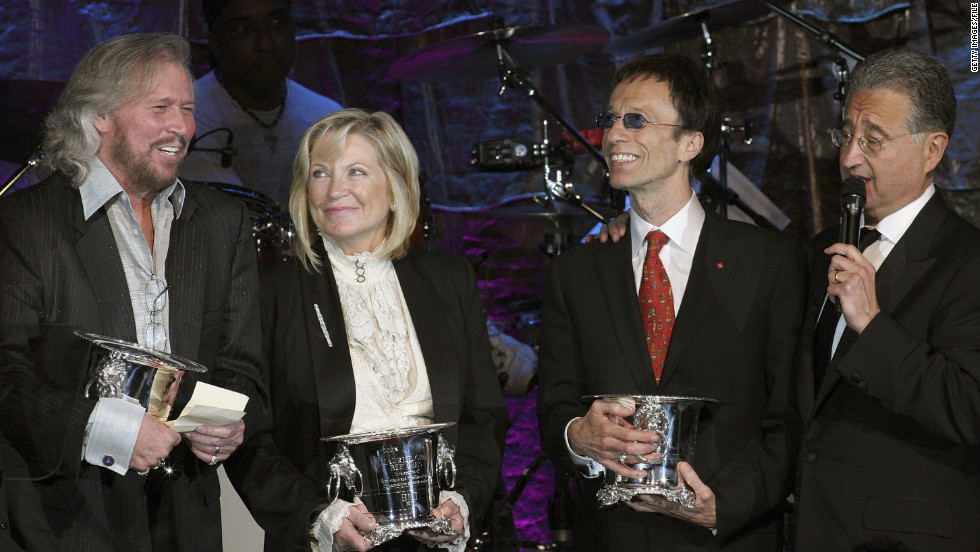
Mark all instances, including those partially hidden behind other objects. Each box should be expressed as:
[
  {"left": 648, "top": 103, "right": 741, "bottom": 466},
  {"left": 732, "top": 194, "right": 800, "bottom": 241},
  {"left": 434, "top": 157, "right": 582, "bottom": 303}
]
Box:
[{"left": 289, "top": 108, "right": 420, "bottom": 272}]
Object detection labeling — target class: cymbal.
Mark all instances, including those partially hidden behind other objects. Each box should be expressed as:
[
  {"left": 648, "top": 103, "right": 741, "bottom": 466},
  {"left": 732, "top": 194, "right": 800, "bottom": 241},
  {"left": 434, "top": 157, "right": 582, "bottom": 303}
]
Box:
[
  {"left": 390, "top": 24, "right": 610, "bottom": 82},
  {"left": 489, "top": 200, "right": 608, "bottom": 225},
  {"left": 604, "top": 0, "right": 789, "bottom": 54},
  {"left": 0, "top": 80, "right": 64, "bottom": 163}
]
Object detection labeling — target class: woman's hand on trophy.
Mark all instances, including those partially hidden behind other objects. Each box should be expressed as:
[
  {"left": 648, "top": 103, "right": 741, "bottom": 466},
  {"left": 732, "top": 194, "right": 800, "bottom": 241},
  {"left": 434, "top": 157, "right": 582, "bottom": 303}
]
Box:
[
  {"left": 625, "top": 461, "right": 717, "bottom": 528},
  {"left": 334, "top": 503, "right": 376, "bottom": 552},
  {"left": 568, "top": 400, "right": 661, "bottom": 479},
  {"left": 183, "top": 419, "right": 245, "bottom": 465},
  {"left": 131, "top": 413, "right": 181, "bottom": 472},
  {"left": 408, "top": 498, "right": 465, "bottom": 544}
]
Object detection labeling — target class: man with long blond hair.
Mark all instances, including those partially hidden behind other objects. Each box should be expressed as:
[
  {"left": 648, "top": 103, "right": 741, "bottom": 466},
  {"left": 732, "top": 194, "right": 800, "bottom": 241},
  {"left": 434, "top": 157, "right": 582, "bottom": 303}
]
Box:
[{"left": 0, "top": 33, "right": 266, "bottom": 551}]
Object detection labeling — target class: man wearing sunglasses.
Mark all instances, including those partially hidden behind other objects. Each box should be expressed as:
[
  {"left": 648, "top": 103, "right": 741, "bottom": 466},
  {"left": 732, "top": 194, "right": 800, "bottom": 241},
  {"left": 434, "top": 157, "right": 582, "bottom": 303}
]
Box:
[
  {"left": 793, "top": 50, "right": 980, "bottom": 551},
  {"left": 537, "top": 53, "right": 806, "bottom": 551}
]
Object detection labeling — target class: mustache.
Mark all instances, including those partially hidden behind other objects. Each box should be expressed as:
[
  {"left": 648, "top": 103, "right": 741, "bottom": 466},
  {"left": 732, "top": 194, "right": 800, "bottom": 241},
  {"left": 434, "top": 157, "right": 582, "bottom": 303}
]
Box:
[{"left": 151, "top": 135, "right": 188, "bottom": 150}]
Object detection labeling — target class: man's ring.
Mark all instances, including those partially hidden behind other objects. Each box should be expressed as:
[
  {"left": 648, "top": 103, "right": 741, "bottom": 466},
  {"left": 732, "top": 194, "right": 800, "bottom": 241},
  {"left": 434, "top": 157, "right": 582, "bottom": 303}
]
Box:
[
  {"left": 209, "top": 453, "right": 218, "bottom": 466},
  {"left": 619, "top": 452, "right": 629, "bottom": 464},
  {"left": 215, "top": 445, "right": 221, "bottom": 455},
  {"left": 833, "top": 270, "right": 840, "bottom": 283}
]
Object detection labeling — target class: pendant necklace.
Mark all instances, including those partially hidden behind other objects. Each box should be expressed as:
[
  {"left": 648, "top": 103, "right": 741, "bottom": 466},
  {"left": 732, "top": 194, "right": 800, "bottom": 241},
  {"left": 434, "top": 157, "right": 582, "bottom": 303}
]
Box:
[{"left": 217, "top": 72, "right": 286, "bottom": 154}]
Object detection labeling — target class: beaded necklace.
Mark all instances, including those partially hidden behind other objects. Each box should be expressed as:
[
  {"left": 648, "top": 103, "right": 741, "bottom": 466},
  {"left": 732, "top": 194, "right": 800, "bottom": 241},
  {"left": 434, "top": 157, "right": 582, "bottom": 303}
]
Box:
[{"left": 216, "top": 72, "right": 287, "bottom": 153}]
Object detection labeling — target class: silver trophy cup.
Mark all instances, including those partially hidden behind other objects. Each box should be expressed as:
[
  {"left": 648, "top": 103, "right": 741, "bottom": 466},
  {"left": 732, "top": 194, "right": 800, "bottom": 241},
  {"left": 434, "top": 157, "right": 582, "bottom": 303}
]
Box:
[
  {"left": 77, "top": 331, "right": 207, "bottom": 473},
  {"left": 324, "top": 423, "right": 458, "bottom": 545},
  {"left": 585, "top": 394, "right": 716, "bottom": 509}
]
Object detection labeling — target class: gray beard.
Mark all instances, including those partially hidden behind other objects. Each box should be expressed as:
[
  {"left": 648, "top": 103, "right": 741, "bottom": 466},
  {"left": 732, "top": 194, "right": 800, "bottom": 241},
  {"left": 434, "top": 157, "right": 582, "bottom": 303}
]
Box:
[{"left": 109, "top": 134, "right": 186, "bottom": 195}]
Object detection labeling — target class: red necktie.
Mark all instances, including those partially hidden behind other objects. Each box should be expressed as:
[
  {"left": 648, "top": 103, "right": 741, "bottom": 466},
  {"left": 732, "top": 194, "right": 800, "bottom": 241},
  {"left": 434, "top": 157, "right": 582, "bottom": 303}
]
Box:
[{"left": 639, "top": 230, "right": 674, "bottom": 383}]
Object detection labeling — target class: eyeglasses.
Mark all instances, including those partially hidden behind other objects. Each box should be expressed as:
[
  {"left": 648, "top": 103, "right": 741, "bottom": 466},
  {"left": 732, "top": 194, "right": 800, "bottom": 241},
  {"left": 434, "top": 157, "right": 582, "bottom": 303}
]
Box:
[
  {"left": 829, "top": 128, "right": 917, "bottom": 156},
  {"left": 595, "top": 112, "right": 685, "bottom": 130},
  {"left": 145, "top": 275, "right": 169, "bottom": 351},
  {"left": 214, "top": 14, "right": 294, "bottom": 40}
]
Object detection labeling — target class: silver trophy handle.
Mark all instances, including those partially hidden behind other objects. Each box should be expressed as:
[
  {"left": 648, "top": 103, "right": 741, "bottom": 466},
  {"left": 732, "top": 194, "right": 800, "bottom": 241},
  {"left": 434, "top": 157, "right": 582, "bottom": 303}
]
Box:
[
  {"left": 436, "top": 434, "right": 456, "bottom": 488},
  {"left": 85, "top": 352, "right": 129, "bottom": 401},
  {"left": 634, "top": 403, "right": 668, "bottom": 463},
  {"left": 326, "top": 444, "right": 363, "bottom": 501}
]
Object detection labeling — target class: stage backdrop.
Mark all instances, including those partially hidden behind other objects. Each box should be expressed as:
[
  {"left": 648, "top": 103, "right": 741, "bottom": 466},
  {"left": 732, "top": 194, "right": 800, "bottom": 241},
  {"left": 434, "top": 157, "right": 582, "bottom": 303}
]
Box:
[
  {"left": 1, "top": 0, "right": 978, "bottom": 549},
  {"left": 1, "top": 0, "right": 977, "bottom": 316}
]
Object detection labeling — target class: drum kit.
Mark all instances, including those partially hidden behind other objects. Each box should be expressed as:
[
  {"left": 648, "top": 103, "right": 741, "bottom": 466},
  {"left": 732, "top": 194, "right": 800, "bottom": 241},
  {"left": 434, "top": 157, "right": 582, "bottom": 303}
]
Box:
[{"left": 387, "top": 0, "right": 828, "bottom": 256}]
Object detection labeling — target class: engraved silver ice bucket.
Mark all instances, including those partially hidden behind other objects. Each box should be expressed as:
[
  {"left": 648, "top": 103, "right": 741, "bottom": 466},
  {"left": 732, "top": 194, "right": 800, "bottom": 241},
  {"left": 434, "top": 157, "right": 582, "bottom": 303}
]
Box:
[
  {"left": 585, "top": 394, "right": 716, "bottom": 509},
  {"left": 324, "top": 422, "right": 458, "bottom": 545},
  {"left": 77, "top": 331, "right": 207, "bottom": 422}
]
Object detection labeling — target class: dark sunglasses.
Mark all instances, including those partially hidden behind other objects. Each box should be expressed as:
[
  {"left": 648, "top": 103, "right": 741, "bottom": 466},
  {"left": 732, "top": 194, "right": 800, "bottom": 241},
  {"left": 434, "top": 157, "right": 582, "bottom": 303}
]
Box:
[{"left": 595, "top": 112, "right": 685, "bottom": 130}]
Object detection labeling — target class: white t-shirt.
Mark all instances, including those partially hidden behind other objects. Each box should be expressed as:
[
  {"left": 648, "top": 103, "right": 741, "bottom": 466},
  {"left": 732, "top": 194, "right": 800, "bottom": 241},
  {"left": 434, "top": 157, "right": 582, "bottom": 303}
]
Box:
[{"left": 180, "top": 71, "right": 342, "bottom": 207}]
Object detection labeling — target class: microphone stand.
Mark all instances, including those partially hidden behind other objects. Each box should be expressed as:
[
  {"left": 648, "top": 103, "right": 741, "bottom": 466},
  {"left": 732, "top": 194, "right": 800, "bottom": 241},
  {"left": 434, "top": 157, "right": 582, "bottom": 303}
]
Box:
[
  {"left": 701, "top": 118, "right": 778, "bottom": 231},
  {"left": 493, "top": 39, "right": 615, "bottom": 223},
  {"left": 0, "top": 145, "right": 42, "bottom": 197},
  {"left": 686, "top": 24, "right": 777, "bottom": 231},
  {"left": 754, "top": 0, "right": 866, "bottom": 104}
]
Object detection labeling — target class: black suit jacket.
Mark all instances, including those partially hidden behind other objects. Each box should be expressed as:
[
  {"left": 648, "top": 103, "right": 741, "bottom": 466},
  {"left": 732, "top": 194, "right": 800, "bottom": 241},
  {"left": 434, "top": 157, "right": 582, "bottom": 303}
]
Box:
[
  {"left": 794, "top": 193, "right": 980, "bottom": 551},
  {"left": 0, "top": 174, "right": 266, "bottom": 551},
  {"left": 0, "top": 439, "right": 27, "bottom": 551},
  {"left": 537, "top": 211, "right": 806, "bottom": 552},
  {"left": 224, "top": 243, "right": 509, "bottom": 551}
]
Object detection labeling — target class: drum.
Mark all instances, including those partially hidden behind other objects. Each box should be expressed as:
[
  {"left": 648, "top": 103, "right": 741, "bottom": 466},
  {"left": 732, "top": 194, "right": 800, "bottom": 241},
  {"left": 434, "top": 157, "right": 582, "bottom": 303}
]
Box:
[
  {"left": 205, "top": 183, "right": 294, "bottom": 266},
  {"left": 77, "top": 331, "right": 207, "bottom": 422},
  {"left": 324, "top": 423, "right": 458, "bottom": 545}
]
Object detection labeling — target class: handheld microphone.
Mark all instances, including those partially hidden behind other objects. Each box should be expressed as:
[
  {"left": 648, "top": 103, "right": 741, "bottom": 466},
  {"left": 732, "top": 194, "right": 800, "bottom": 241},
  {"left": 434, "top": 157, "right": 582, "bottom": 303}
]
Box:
[
  {"left": 838, "top": 177, "right": 867, "bottom": 247},
  {"left": 835, "top": 177, "right": 867, "bottom": 312}
]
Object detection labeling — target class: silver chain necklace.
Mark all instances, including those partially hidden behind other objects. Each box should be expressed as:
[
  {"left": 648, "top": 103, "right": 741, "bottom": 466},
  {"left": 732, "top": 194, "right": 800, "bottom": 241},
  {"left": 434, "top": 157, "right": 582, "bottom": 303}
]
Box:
[{"left": 216, "top": 72, "right": 286, "bottom": 153}]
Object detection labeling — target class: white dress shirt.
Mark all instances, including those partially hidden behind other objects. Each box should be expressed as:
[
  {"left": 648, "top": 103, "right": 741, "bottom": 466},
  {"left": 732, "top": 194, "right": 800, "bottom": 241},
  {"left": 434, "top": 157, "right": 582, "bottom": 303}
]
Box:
[
  {"left": 567, "top": 192, "right": 706, "bottom": 476},
  {"left": 79, "top": 159, "right": 184, "bottom": 475},
  {"left": 827, "top": 185, "right": 935, "bottom": 357}
]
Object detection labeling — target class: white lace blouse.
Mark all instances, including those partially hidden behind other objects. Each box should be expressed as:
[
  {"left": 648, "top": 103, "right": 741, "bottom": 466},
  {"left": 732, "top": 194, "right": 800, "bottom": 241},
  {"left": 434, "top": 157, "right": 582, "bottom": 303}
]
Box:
[
  {"left": 311, "top": 238, "right": 469, "bottom": 552},
  {"left": 322, "top": 237, "right": 435, "bottom": 432}
]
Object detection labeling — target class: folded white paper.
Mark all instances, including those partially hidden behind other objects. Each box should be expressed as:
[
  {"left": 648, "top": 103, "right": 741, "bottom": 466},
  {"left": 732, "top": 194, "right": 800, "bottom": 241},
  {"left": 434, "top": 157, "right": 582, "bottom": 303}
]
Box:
[{"left": 168, "top": 382, "right": 248, "bottom": 433}]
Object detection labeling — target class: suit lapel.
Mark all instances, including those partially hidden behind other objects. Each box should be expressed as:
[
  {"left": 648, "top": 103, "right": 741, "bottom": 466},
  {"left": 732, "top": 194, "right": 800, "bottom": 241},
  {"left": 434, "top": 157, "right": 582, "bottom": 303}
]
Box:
[
  {"left": 301, "top": 247, "right": 356, "bottom": 437},
  {"left": 660, "top": 214, "right": 737, "bottom": 387},
  {"left": 592, "top": 236, "right": 657, "bottom": 393},
  {"left": 166, "top": 193, "right": 205, "bottom": 359},
  {"left": 812, "top": 194, "right": 946, "bottom": 413},
  {"left": 874, "top": 194, "right": 944, "bottom": 315},
  {"left": 71, "top": 196, "right": 136, "bottom": 341},
  {"left": 394, "top": 254, "right": 458, "bottom": 424}
]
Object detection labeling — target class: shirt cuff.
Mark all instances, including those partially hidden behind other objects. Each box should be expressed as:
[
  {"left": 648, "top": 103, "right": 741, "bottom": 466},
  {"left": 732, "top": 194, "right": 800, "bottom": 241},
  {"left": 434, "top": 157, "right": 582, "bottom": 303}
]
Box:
[
  {"left": 310, "top": 497, "right": 362, "bottom": 552},
  {"left": 435, "top": 490, "right": 470, "bottom": 552},
  {"left": 564, "top": 417, "right": 604, "bottom": 478},
  {"left": 82, "top": 397, "right": 144, "bottom": 475}
]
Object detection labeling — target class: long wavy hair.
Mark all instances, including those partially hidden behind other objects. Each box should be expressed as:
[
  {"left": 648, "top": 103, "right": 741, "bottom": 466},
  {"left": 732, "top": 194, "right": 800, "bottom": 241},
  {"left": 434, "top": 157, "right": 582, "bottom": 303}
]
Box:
[
  {"left": 289, "top": 108, "right": 421, "bottom": 272},
  {"left": 41, "top": 33, "right": 193, "bottom": 185}
]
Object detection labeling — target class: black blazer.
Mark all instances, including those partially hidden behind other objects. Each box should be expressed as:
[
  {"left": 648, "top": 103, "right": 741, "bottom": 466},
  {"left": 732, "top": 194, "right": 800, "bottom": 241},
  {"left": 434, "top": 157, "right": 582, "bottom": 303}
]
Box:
[
  {"left": 537, "top": 211, "right": 806, "bottom": 552},
  {"left": 794, "top": 193, "right": 980, "bottom": 551},
  {"left": 0, "top": 174, "right": 266, "bottom": 552},
  {"left": 225, "top": 242, "right": 509, "bottom": 551}
]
